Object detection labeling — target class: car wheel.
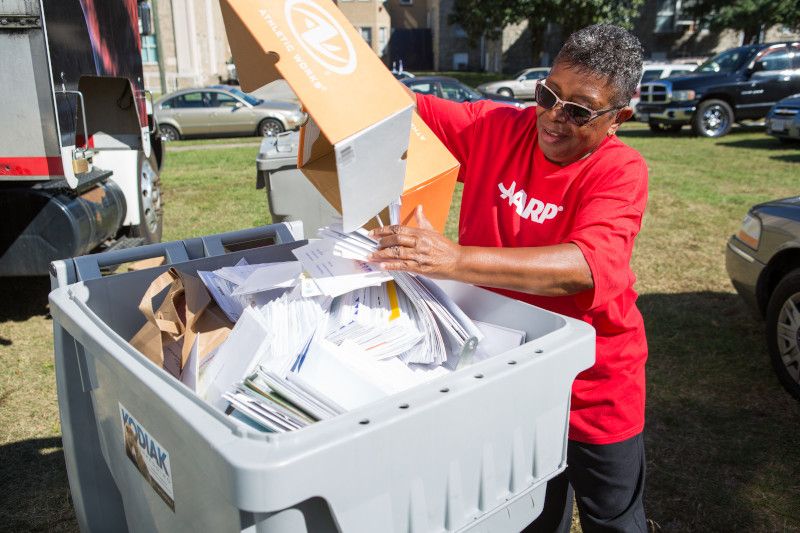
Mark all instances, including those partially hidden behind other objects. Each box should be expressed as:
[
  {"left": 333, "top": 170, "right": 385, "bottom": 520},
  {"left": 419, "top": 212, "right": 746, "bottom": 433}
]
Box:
[
  {"left": 497, "top": 88, "right": 514, "bottom": 98},
  {"left": 765, "top": 268, "right": 800, "bottom": 401},
  {"left": 128, "top": 151, "right": 163, "bottom": 243},
  {"left": 259, "top": 118, "right": 284, "bottom": 137},
  {"left": 159, "top": 124, "right": 180, "bottom": 142},
  {"left": 648, "top": 122, "right": 682, "bottom": 133},
  {"left": 692, "top": 99, "right": 733, "bottom": 138}
]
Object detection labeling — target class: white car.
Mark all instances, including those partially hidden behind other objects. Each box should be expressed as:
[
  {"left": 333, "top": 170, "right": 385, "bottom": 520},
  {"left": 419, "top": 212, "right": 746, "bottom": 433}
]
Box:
[
  {"left": 631, "top": 63, "right": 696, "bottom": 118},
  {"left": 477, "top": 68, "right": 550, "bottom": 100}
]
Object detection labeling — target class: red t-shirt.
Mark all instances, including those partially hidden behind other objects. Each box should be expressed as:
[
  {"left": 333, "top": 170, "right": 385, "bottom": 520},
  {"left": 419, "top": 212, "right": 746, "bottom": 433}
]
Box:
[{"left": 417, "top": 94, "right": 648, "bottom": 445}]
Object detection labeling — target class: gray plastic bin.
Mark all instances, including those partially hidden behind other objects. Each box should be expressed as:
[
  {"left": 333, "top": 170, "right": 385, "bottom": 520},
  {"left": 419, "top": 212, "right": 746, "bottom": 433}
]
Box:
[
  {"left": 256, "top": 132, "right": 339, "bottom": 237},
  {"left": 49, "top": 223, "right": 594, "bottom": 533}
]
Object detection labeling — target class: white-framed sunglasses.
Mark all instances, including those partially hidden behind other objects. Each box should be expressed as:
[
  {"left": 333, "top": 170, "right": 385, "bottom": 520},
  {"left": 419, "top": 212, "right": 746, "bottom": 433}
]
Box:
[{"left": 534, "top": 79, "right": 623, "bottom": 126}]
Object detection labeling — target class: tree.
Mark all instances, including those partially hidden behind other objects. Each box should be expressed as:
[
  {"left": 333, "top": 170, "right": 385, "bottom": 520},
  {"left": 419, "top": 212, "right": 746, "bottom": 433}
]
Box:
[
  {"left": 448, "top": 0, "right": 645, "bottom": 67},
  {"left": 688, "top": 0, "right": 800, "bottom": 44}
]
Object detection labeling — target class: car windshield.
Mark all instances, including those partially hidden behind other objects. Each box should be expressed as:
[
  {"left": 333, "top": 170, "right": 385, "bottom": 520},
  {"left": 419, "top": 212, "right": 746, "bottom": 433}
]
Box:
[
  {"left": 697, "top": 48, "right": 756, "bottom": 73},
  {"left": 513, "top": 70, "right": 527, "bottom": 79},
  {"left": 224, "top": 87, "right": 262, "bottom": 106}
]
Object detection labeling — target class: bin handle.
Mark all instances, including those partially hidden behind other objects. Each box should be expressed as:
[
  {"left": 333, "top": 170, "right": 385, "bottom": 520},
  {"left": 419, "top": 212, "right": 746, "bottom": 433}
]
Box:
[
  {"left": 200, "top": 223, "right": 296, "bottom": 257},
  {"left": 72, "top": 241, "right": 190, "bottom": 282}
]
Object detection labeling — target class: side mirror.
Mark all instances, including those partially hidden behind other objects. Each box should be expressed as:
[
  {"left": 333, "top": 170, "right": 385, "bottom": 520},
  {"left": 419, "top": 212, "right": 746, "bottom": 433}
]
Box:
[
  {"left": 750, "top": 61, "right": 765, "bottom": 74},
  {"left": 232, "top": 101, "right": 244, "bottom": 110}
]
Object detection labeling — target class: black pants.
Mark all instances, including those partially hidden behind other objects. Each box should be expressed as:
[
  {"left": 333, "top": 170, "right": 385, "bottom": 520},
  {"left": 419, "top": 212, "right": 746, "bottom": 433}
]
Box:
[{"left": 522, "top": 433, "right": 647, "bottom": 533}]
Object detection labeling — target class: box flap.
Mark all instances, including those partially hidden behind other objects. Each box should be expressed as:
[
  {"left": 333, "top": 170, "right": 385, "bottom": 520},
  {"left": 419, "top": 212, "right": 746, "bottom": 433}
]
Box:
[{"left": 220, "top": 0, "right": 413, "bottom": 145}]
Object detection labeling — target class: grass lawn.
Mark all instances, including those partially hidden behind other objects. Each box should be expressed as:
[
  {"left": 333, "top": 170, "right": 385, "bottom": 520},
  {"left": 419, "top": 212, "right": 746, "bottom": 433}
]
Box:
[{"left": 1, "top": 122, "right": 799, "bottom": 531}]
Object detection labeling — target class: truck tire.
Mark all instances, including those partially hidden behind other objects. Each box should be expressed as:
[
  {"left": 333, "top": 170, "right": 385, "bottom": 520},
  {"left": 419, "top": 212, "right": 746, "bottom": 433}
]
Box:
[
  {"left": 692, "top": 99, "right": 733, "bottom": 138},
  {"left": 258, "top": 118, "right": 284, "bottom": 137},
  {"left": 765, "top": 268, "right": 800, "bottom": 401},
  {"left": 129, "top": 152, "right": 163, "bottom": 243},
  {"left": 648, "top": 122, "right": 682, "bottom": 133}
]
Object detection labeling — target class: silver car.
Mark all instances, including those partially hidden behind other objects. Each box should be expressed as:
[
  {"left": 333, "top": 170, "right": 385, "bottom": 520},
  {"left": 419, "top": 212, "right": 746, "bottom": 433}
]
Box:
[
  {"left": 155, "top": 85, "right": 305, "bottom": 141},
  {"left": 477, "top": 68, "right": 550, "bottom": 99},
  {"left": 726, "top": 197, "right": 800, "bottom": 401}
]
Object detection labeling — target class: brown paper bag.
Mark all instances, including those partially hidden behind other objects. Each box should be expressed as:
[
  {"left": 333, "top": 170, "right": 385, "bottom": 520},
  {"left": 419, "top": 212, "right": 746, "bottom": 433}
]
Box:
[{"left": 130, "top": 268, "right": 232, "bottom": 379}]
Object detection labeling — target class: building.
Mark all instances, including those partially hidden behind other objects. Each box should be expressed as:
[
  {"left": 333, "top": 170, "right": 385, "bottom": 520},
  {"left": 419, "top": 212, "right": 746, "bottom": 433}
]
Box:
[
  {"left": 142, "top": 0, "right": 233, "bottom": 95},
  {"left": 336, "top": 0, "right": 392, "bottom": 62}
]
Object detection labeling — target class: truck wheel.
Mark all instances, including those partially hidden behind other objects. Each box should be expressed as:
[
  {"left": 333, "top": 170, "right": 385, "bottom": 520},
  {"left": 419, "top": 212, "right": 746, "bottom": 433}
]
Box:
[
  {"left": 692, "top": 99, "right": 733, "bottom": 138},
  {"left": 648, "top": 122, "right": 682, "bottom": 133},
  {"left": 765, "top": 268, "right": 800, "bottom": 401},
  {"left": 129, "top": 152, "right": 163, "bottom": 243},
  {"left": 498, "top": 88, "right": 514, "bottom": 98},
  {"left": 159, "top": 124, "right": 180, "bottom": 142},
  {"left": 259, "top": 118, "right": 284, "bottom": 137}
]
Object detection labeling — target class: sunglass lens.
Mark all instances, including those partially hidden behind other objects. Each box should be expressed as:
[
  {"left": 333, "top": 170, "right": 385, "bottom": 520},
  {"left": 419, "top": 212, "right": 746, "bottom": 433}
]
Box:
[
  {"left": 536, "top": 84, "right": 557, "bottom": 109},
  {"left": 564, "top": 104, "right": 592, "bottom": 125}
]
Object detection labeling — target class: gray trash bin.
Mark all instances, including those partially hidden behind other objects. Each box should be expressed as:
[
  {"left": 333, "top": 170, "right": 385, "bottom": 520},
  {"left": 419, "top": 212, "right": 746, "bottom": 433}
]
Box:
[
  {"left": 49, "top": 223, "right": 595, "bottom": 533},
  {"left": 257, "top": 132, "right": 340, "bottom": 237}
]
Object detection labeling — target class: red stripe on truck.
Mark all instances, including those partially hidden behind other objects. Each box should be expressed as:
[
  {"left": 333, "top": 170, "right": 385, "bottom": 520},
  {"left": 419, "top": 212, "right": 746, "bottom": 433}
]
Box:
[{"left": 0, "top": 157, "right": 65, "bottom": 176}]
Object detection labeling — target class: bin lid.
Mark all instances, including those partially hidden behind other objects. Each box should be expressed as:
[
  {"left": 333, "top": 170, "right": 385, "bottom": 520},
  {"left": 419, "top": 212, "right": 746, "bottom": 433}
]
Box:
[{"left": 257, "top": 131, "right": 300, "bottom": 171}]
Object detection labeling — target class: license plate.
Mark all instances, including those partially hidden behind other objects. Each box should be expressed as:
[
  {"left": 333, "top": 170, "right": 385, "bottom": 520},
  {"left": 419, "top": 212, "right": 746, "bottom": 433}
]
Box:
[
  {"left": 638, "top": 112, "right": 649, "bottom": 122},
  {"left": 770, "top": 119, "right": 787, "bottom": 132}
]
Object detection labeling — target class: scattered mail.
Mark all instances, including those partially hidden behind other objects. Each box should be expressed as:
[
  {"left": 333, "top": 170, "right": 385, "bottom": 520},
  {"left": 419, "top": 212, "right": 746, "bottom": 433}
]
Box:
[{"left": 131, "top": 227, "right": 523, "bottom": 434}]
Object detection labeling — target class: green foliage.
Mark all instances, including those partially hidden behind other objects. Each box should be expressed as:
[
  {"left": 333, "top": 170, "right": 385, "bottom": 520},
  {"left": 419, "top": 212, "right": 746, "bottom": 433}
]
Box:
[
  {"left": 448, "top": 0, "right": 645, "bottom": 49},
  {"left": 688, "top": 0, "right": 800, "bottom": 43}
]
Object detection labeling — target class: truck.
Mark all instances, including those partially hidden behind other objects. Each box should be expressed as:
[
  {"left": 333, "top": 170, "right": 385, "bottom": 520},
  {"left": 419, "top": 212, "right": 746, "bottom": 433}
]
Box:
[
  {"left": 636, "top": 41, "right": 800, "bottom": 137},
  {"left": 0, "top": 0, "right": 164, "bottom": 276}
]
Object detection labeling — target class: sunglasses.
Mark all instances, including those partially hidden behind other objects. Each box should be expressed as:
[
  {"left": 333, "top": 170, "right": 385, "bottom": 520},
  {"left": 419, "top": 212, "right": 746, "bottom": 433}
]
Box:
[{"left": 534, "top": 80, "right": 622, "bottom": 126}]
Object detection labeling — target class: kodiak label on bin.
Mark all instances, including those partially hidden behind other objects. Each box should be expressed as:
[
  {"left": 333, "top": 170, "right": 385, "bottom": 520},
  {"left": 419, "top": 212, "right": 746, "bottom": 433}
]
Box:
[{"left": 119, "top": 403, "right": 175, "bottom": 511}]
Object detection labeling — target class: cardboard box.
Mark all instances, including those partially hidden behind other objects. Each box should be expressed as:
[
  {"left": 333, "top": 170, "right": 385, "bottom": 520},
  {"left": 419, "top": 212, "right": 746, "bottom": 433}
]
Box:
[{"left": 220, "top": 0, "right": 459, "bottom": 233}]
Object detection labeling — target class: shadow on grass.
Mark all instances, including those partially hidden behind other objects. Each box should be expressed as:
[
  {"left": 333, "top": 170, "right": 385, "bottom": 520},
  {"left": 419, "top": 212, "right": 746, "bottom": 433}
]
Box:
[
  {"left": 0, "top": 437, "right": 76, "bottom": 532},
  {"left": 0, "top": 277, "right": 51, "bottom": 346},
  {"left": 0, "top": 277, "right": 50, "bottom": 322},
  {"left": 639, "top": 291, "right": 800, "bottom": 532},
  {"left": 716, "top": 137, "right": 791, "bottom": 151},
  {"left": 617, "top": 124, "right": 765, "bottom": 139}
]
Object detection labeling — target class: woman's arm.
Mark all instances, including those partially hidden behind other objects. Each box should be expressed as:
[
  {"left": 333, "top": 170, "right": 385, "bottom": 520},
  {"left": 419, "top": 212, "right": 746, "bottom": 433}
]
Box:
[{"left": 370, "top": 206, "right": 593, "bottom": 297}]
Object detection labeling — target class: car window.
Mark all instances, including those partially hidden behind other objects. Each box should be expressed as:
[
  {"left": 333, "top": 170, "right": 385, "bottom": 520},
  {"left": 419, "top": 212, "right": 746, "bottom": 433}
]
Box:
[
  {"left": 513, "top": 69, "right": 527, "bottom": 79},
  {"left": 440, "top": 82, "right": 464, "bottom": 101},
  {"left": 172, "top": 92, "right": 206, "bottom": 109},
  {"left": 697, "top": 48, "right": 755, "bottom": 73},
  {"left": 757, "top": 48, "right": 794, "bottom": 72},
  {"left": 225, "top": 87, "right": 262, "bottom": 106},
  {"left": 160, "top": 98, "right": 175, "bottom": 109},
  {"left": 209, "top": 92, "right": 241, "bottom": 108},
  {"left": 525, "top": 70, "right": 547, "bottom": 80},
  {"left": 407, "top": 82, "right": 437, "bottom": 95},
  {"left": 641, "top": 69, "right": 665, "bottom": 83}
]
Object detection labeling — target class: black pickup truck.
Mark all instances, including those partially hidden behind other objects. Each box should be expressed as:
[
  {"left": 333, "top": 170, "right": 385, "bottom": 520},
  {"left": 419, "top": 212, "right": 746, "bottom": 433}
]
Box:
[{"left": 636, "top": 41, "right": 800, "bottom": 137}]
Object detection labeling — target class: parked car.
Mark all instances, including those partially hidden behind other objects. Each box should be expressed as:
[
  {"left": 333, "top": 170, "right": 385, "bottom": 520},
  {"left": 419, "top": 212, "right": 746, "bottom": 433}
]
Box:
[
  {"left": 476, "top": 67, "right": 550, "bottom": 99},
  {"left": 401, "top": 76, "right": 526, "bottom": 108},
  {"left": 630, "top": 63, "right": 697, "bottom": 119},
  {"left": 726, "top": 196, "right": 800, "bottom": 400},
  {"left": 636, "top": 41, "right": 800, "bottom": 137},
  {"left": 155, "top": 85, "right": 306, "bottom": 141},
  {"left": 765, "top": 93, "right": 800, "bottom": 142}
]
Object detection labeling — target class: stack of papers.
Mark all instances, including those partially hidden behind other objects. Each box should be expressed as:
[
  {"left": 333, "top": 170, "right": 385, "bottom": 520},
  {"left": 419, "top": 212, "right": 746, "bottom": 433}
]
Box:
[
  {"left": 182, "top": 225, "right": 518, "bottom": 434},
  {"left": 326, "top": 281, "right": 424, "bottom": 360},
  {"left": 291, "top": 225, "right": 391, "bottom": 298}
]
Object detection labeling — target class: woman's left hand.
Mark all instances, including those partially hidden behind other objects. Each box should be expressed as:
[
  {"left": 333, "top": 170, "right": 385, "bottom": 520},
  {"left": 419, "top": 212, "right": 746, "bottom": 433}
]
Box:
[{"left": 369, "top": 206, "right": 463, "bottom": 279}]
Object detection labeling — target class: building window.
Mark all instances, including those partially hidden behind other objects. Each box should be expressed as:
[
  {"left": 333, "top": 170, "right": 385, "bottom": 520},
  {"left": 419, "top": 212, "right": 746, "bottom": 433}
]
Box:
[
  {"left": 361, "top": 27, "right": 372, "bottom": 46},
  {"left": 141, "top": 34, "right": 159, "bottom": 64},
  {"left": 379, "top": 27, "right": 387, "bottom": 45},
  {"left": 399, "top": 0, "right": 413, "bottom": 4}
]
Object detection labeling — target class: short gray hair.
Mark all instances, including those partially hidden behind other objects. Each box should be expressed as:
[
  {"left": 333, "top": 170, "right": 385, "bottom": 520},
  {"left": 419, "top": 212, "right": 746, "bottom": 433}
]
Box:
[{"left": 554, "top": 24, "right": 644, "bottom": 107}]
